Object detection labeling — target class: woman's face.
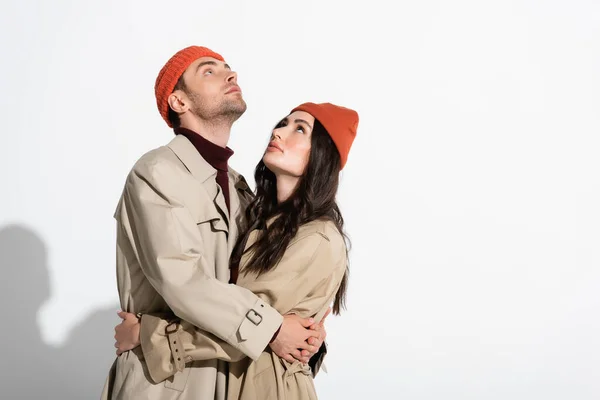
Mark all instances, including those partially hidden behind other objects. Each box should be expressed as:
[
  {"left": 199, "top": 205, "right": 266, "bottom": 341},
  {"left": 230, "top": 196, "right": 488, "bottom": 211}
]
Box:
[{"left": 262, "top": 111, "right": 315, "bottom": 177}]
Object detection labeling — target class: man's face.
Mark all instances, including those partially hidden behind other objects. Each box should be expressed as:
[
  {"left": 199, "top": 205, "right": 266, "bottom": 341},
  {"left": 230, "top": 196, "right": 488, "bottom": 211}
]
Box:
[{"left": 175, "top": 56, "right": 247, "bottom": 122}]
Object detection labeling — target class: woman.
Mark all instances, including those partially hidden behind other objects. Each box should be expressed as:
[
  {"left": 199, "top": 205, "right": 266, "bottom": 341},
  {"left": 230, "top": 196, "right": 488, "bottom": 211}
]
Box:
[{"left": 113, "top": 101, "right": 358, "bottom": 399}]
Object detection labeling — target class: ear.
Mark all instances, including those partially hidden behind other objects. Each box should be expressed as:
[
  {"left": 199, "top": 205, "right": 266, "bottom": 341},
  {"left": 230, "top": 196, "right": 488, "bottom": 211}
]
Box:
[{"left": 167, "top": 91, "right": 189, "bottom": 114}]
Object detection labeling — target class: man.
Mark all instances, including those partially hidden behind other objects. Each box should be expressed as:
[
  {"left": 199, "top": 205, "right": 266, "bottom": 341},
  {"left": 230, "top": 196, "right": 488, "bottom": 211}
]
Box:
[{"left": 101, "top": 46, "right": 326, "bottom": 400}]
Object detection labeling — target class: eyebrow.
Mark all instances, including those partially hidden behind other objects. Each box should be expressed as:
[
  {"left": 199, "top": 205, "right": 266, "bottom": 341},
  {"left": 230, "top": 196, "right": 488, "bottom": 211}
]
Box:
[
  {"left": 195, "top": 60, "right": 232, "bottom": 73},
  {"left": 294, "top": 118, "right": 313, "bottom": 130}
]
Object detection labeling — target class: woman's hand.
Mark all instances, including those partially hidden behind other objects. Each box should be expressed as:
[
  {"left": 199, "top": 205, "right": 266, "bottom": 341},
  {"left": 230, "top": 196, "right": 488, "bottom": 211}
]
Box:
[
  {"left": 301, "top": 307, "right": 330, "bottom": 361},
  {"left": 114, "top": 310, "right": 141, "bottom": 356}
]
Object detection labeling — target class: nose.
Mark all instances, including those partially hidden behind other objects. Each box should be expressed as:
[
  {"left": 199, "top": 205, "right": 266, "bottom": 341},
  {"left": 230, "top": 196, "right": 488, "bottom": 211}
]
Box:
[
  {"left": 226, "top": 70, "right": 238, "bottom": 84},
  {"left": 271, "top": 131, "right": 282, "bottom": 141}
]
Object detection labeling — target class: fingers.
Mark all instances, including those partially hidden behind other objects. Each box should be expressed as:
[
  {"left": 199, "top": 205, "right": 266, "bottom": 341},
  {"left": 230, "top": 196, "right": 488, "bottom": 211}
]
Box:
[
  {"left": 282, "top": 353, "right": 296, "bottom": 363},
  {"left": 299, "top": 317, "right": 315, "bottom": 328},
  {"left": 299, "top": 350, "right": 311, "bottom": 364},
  {"left": 306, "top": 309, "right": 332, "bottom": 329},
  {"left": 291, "top": 349, "right": 304, "bottom": 362},
  {"left": 126, "top": 313, "right": 140, "bottom": 322},
  {"left": 280, "top": 349, "right": 311, "bottom": 364},
  {"left": 305, "top": 329, "right": 320, "bottom": 339},
  {"left": 302, "top": 333, "right": 320, "bottom": 350},
  {"left": 115, "top": 340, "right": 133, "bottom": 354},
  {"left": 297, "top": 341, "right": 318, "bottom": 353},
  {"left": 117, "top": 310, "right": 139, "bottom": 322},
  {"left": 307, "top": 336, "right": 321, "bottom": 347},
  {"left": 318, "top": 325, "right": 326, "bottom": 341}
]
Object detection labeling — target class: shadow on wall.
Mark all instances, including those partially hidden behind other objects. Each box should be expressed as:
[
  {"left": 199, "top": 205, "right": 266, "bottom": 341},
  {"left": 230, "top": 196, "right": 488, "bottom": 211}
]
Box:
[{"left": 0, "top": 224, "right": 119, "bottom": 399}]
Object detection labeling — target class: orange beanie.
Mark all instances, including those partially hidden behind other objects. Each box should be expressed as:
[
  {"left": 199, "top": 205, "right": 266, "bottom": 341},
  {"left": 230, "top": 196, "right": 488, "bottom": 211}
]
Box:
[
  {"left": 155, "top": 46, "right": 225, "bottom": 127},
  {"left": 291, "top": 102, "right": 359, "bottom": 169}
]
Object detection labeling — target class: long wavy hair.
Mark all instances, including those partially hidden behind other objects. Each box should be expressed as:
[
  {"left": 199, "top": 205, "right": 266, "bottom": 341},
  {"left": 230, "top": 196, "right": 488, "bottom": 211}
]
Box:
[{"left": 230, "top": 118, "right": 350, "bottom": 315}]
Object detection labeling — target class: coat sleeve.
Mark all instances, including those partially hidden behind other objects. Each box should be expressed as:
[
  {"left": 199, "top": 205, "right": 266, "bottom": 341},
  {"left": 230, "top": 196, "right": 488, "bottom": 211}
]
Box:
[
  {"left": 121, "top": 159, "right": 283, "bottom": 365},
  {"left": 139, "top": 314, "right": 248, "bottom": 383},
  {"left": 245, "top": 228, "right": 346, "bottom": 379},
  {"left": 138, "top": 224, "right": 347, "bottom": 382},
  {"left": 242, "top": 228, "right": 347, "bottom": 319},
  {"left": 246, "top": 223, "right": 348, "bottom": 377}
]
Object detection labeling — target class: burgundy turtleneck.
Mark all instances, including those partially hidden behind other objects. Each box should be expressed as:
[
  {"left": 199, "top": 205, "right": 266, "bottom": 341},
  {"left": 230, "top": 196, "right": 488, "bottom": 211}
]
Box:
[
  {"left": 174, "top": 127, "right": 234, "bottom": 212},
  {"left": 176, "top": 128, "right": 281, "bottom": 339}
]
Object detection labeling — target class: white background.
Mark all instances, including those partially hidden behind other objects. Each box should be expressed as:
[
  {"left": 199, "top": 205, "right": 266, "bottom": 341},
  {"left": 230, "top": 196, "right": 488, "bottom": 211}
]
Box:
[{"left": 1, "top": 0, "right": 599, "bottom": 398}]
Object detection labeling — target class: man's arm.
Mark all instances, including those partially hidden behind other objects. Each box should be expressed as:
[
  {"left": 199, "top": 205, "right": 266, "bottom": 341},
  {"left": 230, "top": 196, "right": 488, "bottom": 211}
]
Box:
[
  {"left": 135, "top": 228, "right": 343, "bottom": 381},
  {"left": 137, "top": 313, "right": 319, "bottom": 383},
  {"left": 120, "top": 159, "right": 282, "bottom": 360}
]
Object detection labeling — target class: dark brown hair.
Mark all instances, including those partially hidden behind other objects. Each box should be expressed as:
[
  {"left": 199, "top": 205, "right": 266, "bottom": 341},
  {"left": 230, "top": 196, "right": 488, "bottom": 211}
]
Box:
[{"left": 230, "top": 118, "right": 350, "bottom": 315}]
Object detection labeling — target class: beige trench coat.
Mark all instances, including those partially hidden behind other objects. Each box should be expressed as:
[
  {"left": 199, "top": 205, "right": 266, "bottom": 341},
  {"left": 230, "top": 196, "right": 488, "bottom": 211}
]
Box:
[
  {"left": 101, "top": 134, "right": 284, "bottom": 400},
  {"left": 139, "top": 219, "right": 347, "bottom": 400}
]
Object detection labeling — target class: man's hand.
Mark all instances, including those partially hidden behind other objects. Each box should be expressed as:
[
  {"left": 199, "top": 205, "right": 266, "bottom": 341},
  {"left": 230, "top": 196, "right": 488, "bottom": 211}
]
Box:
[
  {"left": 114, "top": 311, "right": 141, "bottom": 356},
  {"left": 269, "top": 314, "right": 320, "bottom": 364}
]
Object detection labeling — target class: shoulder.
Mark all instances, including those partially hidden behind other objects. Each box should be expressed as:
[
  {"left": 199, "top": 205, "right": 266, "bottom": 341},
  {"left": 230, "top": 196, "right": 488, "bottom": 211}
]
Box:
[
  {"left": 125, "top": 144, "right": 187, "bottom": 190},
  {"left": 115, "top": 144, "right": 181, "bottom": 216},
  {"left": 289, "top": 220, "right": 347, "bottom": 263},
  {"left": 131, "top": 145, "right": 181, "bottom": 177},
  {"left": 296, "top": 220, "right": 345, "bottom": 247}
]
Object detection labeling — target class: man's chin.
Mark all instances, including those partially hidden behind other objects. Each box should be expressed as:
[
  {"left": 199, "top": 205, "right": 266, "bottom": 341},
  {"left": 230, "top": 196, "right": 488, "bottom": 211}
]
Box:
[{"left": 223, "top": 100, "right": 247, "bottom": 119}]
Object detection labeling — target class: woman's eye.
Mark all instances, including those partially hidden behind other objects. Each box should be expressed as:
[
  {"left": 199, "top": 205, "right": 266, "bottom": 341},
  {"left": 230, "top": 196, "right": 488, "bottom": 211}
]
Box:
[
  {"left": 296, "top": 125, "right": 305, "bottom": 133},
  {"left": 204, "top": 69, "right": 213, "bottom": 75}
]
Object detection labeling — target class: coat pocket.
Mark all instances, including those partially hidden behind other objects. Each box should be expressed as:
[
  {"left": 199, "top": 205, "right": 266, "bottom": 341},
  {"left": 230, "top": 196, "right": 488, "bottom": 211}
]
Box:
[
  {"left": 252, "top": 365, "right": 278, "bottom": 400},
  {"left": 163, "top": 366, "right": 191, "bottom": 392}
]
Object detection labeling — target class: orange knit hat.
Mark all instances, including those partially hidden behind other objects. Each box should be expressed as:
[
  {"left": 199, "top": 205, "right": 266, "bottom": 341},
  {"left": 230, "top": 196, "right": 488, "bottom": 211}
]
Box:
[
  {"left": 291, "top": 102, "right": 359, "bottom": 169},
  {"left": 155, "top": 46, "right": 225, "bottom": 127}
]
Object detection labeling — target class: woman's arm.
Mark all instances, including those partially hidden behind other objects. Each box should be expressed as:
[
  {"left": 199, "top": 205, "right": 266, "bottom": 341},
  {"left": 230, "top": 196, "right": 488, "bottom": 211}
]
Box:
[
  {"left": 241, "top": 222, "right": 347, "bottom": 322},
  {"left": 238, "top": 222, "right": 346, "bottom": 377}
]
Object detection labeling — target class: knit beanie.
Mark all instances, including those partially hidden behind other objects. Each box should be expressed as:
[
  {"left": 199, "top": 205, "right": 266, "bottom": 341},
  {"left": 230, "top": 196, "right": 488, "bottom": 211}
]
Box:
[
  {"left": 291, "top": 102, "right": 359, "bottom": 169},
  {"left": 155, "top": 46, "right": 225, "bottom": 127}
]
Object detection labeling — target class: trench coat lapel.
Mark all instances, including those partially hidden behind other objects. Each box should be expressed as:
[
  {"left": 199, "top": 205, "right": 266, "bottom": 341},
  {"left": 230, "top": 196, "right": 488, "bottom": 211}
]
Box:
[
  {"left": 226, "top": 171, "right": 254, "bottom": 256},
  {"left": 166, "top": 134, "right": 228, "bottom": 233}
]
